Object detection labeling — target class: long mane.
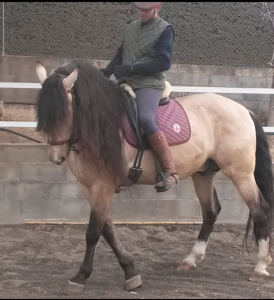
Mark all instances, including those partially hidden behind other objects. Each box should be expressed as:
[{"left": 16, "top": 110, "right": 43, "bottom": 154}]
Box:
[{"left": 36, "top": 59, "right": 128, "bottom": 185}]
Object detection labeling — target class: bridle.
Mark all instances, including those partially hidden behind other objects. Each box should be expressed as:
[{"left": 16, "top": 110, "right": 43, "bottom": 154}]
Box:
[
  {"left": 47, "top": 87, "right": 81, "bottom": 154},
  {"left": 47, "top": 138, "right": 80, "bottom": 154}
]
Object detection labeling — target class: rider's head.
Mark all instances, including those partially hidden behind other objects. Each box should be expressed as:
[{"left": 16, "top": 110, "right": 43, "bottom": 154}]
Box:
[{"left": 134, "top": 2, "right": 161, "bottom": 23}]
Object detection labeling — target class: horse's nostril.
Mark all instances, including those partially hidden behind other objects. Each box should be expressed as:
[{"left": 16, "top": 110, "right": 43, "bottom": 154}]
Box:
[{"left": 57, "top": 157, "right": 65, "bottom": 165}]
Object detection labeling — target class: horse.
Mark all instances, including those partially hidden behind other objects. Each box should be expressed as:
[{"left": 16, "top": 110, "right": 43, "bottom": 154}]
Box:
[{"left": 35, "top": 59, "right": 273, "bottom": 293}]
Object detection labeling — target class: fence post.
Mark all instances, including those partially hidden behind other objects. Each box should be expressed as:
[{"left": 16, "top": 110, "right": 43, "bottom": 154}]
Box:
[{"left": 2, "top": 2, "right": 4, "bottom": 56}]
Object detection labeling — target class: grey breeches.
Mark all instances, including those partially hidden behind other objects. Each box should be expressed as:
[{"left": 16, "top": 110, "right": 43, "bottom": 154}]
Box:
[{"left": 134, "top": 88, "right": 163, "bottom": 136}]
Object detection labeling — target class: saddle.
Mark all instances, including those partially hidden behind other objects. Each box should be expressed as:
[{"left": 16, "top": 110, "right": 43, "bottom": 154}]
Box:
[
  {"left": 121, "top": 82, "right": 171, "bottom": 150},
  {"left": 119, "top": 82, "right": 191, "bottom": 190}
]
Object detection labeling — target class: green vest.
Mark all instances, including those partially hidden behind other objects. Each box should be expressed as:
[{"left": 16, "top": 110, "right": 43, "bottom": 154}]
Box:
[{"left": 122, "top": 17, "right": 170, "bottom": 90}]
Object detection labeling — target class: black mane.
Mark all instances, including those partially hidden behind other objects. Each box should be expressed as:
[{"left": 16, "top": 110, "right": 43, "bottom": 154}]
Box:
[{"left": 36, "top": 59, "right": 128, "bottom": 185}]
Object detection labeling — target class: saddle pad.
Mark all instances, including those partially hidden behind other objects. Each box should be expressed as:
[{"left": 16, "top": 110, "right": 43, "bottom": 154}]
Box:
[{"left": 121, "top": 99, "right": 191, "bottom": 149}]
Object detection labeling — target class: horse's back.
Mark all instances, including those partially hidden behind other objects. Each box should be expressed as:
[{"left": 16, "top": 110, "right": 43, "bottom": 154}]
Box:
[{"left": 176, "top": 92, "right": 255, "bottom": 140}]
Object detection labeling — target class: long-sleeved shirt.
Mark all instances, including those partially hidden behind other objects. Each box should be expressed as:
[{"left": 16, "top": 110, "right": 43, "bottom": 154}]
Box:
[{"left": 107, "top": 25, "right": 175, "bottom": 76}]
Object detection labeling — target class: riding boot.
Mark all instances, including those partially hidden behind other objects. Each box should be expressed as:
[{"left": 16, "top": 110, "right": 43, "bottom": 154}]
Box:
[{"left": 148, "top": 130, "right": 179, "bottom": 190}]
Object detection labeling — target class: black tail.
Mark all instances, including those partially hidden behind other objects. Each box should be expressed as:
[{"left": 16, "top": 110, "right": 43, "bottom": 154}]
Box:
[{"left": 245, "top": 111, "right": 274, "bottom": 248}]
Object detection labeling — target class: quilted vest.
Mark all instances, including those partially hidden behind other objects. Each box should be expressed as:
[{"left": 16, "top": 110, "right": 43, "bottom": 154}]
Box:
[{"left": 122, "top": 17, "right": 170, "bottom": 90}]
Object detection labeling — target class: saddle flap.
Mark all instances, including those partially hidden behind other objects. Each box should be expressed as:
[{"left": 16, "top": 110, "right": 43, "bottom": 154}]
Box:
[{"left": 124, "top": 91, "right": 150, "bottom": 150}]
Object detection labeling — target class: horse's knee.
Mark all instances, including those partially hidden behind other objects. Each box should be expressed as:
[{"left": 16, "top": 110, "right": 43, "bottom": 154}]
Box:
[{"left": 86, "top": 226, "right": 101, "bottom": 244}]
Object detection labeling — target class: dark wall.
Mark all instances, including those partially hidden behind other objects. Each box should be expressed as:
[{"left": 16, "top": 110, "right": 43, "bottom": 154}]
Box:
[{"left": 1, "top": 2, "right": 273, "bottom": 67}]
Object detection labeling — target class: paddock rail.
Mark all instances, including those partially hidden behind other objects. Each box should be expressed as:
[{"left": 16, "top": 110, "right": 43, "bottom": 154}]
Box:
[{"left": 0, "top": 83, "right": 274, "bottom": 135}]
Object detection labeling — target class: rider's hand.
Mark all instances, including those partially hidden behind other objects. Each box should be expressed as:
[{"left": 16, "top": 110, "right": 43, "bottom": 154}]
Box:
[
  {"left": 114, "top": 65, "right": 132, "bottom": 79},
  {"left": 100, "top": 68, "right": 111, "bottom": 78}
]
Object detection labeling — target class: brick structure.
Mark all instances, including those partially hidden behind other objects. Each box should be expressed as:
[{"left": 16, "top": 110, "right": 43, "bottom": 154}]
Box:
[{"left": 0, "top": 144, "right": 251, "bottom": 224}]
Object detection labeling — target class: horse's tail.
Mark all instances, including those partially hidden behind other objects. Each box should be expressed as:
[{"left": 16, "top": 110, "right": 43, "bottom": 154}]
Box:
[{"left": 245, "top": 110, "right": 274, "bottom": 248}]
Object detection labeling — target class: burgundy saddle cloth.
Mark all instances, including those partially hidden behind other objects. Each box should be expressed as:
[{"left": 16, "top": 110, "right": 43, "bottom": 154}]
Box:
[{"left": 121, "top": 99, "right": 191, "bottom": 149}]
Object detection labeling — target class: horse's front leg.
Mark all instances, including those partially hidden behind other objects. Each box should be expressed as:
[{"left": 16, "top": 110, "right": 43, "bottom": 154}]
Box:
[
  {"left": 66, "top": 184, "right": 111, "bottom": 293},
  {"left": 102, "top": 217, "right": 142, "bottom": 290},
  {"left": 66, "top": 208, "right": 106, "bottom": 293}
]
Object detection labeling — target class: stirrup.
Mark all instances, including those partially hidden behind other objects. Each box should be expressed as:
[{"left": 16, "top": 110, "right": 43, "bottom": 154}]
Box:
[{"left": 155, "top": 173, "right": 179, "bottom": 192}]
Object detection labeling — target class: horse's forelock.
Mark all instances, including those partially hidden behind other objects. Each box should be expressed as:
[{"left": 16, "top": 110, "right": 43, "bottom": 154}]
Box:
[{"left": 36, "top": 73, "right": 69, "bottom": 137}]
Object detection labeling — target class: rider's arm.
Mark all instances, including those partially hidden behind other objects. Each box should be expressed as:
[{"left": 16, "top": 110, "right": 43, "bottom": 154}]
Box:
[
  {"left": 129, "top": 26, "right": 175, "bottom": 75},
  {"left": 105, "top": 43, "right": 123, "bottom": 72}
]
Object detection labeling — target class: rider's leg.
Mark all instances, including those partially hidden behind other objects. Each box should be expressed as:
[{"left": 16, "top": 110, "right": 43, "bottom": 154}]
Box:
[{"left": 135, "top": 88, "right": 179, "bottom": 190}]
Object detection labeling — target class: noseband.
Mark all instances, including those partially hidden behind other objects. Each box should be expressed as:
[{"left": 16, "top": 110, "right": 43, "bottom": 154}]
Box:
[
  {"left": 47, "top": 87, "right": 80, "bottom": 154},
  {"left": 48, "top": 138, "right": 80, "bottom": 154}
]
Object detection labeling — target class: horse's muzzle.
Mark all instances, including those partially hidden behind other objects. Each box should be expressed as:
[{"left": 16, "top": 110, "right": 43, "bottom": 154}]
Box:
[{"left": 50, "top": 156, "right": 65, "bottom": 165}]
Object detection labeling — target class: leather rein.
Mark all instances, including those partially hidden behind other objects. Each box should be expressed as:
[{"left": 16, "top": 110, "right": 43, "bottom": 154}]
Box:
[{"left": 47, "top": 88, "right": 80, "bottom": 154}]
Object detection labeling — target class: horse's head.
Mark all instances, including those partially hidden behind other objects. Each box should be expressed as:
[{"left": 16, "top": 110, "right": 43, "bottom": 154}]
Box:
[
  {"left": 36, "top": 59, "right": 129, "bottom": 185},
  {"left": 36, "top": 62, "right": 78, "bottom": 164}
]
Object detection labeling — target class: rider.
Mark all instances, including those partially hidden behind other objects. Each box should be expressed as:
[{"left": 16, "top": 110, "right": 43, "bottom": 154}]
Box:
[{"left": 100, "top": 2, "right": 179, "bottom": 191}]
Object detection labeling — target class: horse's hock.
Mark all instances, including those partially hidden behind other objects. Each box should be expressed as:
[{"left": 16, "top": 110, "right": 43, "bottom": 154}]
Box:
[{"left": 0, "top": 143, "right": 253, "bottom": 224}]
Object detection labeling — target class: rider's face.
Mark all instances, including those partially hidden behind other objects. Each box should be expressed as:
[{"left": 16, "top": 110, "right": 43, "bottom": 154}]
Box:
[{"left": 137, "top": 4, "right": 161, "bottom": 23}]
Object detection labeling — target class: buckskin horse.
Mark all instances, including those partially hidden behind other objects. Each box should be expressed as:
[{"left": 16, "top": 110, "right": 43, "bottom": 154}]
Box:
[{"left": 35, "top": 59, "right": 273, "bottom": 293}]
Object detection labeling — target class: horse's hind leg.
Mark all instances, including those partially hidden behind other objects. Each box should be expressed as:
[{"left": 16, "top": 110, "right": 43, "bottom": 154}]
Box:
[
  {"left": 102, "top": 217, "right": 142, "bottom": 290},
  {"left": 229, "top": 174, "right": 272, "bottom": 281},
  {"left": 178, "top": 171, "right": 221, "bottom": 270}
]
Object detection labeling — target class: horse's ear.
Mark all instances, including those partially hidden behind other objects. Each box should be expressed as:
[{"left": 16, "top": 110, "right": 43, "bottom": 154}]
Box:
[
  {"left": 36, "top": 61, "right": 47, "bottom": 85},
  {"left": 63, "top": 68, "right": 79, "bottom": 91}
]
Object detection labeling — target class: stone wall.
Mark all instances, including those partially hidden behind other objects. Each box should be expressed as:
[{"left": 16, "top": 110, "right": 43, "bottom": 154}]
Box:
[
  {"left": 0, "top": 144, "right": 249, "bottom": 225},
  {"left": 1, "top": 2, "right": 273, "bottom": 68}
]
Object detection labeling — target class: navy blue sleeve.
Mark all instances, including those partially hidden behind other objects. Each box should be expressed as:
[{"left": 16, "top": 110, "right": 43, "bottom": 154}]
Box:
[
  {"left": 106, "top": 42, "right": 123, "bottom": 72},
  {"left": 129, "top": 26, "right": 175, "bottom": 75}
]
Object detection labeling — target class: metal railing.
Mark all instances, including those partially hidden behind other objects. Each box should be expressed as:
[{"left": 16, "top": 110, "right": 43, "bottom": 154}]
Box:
[{"left": 0, "top": 82, "right": 274, "bottom": 134}]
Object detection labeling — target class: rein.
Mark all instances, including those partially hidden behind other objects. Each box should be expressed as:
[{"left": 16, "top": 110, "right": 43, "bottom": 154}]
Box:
[{"left": 47, "top": 88, "right": 81, "bottom": 154}]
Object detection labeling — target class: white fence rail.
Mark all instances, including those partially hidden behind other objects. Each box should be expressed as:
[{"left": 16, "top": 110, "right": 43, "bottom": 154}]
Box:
[
  {"left": 1, "top": 83, "right": 274, "bottom": 134},
  {"left": 2, "top": 82, "right": 274, "bottom": 94}
]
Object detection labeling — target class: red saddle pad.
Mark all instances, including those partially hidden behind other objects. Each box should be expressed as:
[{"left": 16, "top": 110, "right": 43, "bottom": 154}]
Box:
[{"left": 121, "top": 99, "right": 191, "bottom": 149}]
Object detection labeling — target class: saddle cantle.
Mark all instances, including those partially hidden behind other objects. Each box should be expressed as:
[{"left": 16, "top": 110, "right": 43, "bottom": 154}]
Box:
[{"left": 120, "top": 83, "right": 191, "bottom": 150}]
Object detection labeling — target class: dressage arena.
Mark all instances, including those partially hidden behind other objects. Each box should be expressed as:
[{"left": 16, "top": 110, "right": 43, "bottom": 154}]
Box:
[
  {"left": 0, "top": 105, "right": 271, "bottom": 299},
  {"left": 0, "top": 223, "right": 272, "bottom": 299},
  {"left": 0, "top": 77, "right": 274, "bottom": 299},
  {"left": 1, "top": 2, "right": 274, "bottom": 298}
]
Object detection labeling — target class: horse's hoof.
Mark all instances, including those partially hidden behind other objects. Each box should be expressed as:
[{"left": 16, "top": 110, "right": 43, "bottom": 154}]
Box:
[
  {"left": 65, "top": 281, "right": 86, "bottom": 293},
  {"left": 125, "top": 275, "right": 142, "bottom": 291},
  {"left": 249, "top": 272, "right": 269, "bottom": 282},
  {"left": 177, "top": 261, "right": 196, "bottom": 271}
]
